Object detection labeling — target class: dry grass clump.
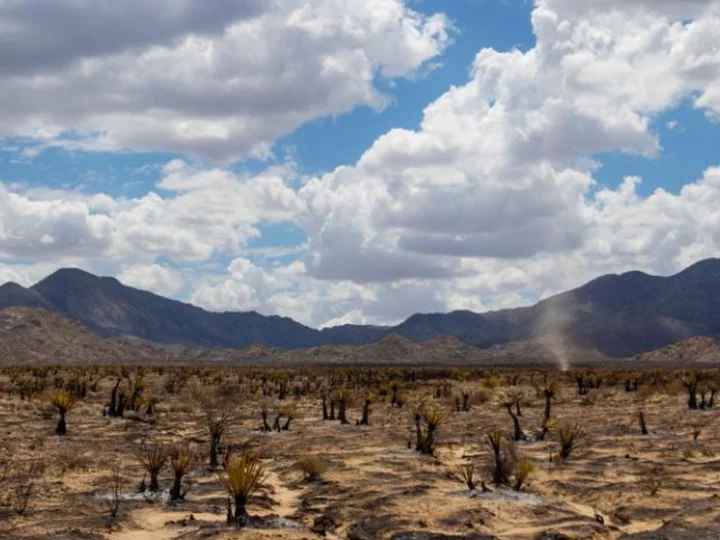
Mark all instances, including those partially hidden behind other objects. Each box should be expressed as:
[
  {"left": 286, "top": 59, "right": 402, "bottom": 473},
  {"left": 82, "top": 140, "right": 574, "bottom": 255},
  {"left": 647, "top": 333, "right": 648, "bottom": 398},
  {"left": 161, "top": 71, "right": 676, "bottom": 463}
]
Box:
[
  {"left": 103, "top": 463, "right": 124, "bottom": 521},
  {"left": 0, "top": 459, "right": 44, "bottom": 515},
  {"left": 637, "top": 466, "right": 665, "bottom": 496},
  {"left": 297, "top": 455, "right": 328, "bottom": 482}
]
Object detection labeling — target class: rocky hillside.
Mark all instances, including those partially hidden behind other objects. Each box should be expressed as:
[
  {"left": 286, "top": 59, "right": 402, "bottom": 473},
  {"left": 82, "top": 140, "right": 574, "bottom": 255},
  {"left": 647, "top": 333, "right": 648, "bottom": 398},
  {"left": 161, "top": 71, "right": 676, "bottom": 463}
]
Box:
[
  {"left": 632, "top": 336, "right": 720, "bottom": 365},
  {"left": 0, "top": 307, "right": 618, "bottom": 367},
  {"left": 1, "top": 258, "right": 720, "bottom": 357}
]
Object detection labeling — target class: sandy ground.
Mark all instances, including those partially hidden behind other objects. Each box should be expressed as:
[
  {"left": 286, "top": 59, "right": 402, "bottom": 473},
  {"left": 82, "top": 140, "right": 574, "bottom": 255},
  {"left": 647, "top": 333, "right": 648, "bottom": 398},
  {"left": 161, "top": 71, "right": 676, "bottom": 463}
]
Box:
[{"left": 0, "top": 367, "right": 719, "bottom": 539}]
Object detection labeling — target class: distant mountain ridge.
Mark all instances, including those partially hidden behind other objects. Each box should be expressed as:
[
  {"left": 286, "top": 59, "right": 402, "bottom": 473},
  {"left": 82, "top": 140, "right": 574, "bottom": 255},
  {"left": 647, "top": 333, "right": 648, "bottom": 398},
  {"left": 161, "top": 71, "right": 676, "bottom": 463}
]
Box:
[{"left": 2, "top": 259, "right": 720, "bottom": 357}]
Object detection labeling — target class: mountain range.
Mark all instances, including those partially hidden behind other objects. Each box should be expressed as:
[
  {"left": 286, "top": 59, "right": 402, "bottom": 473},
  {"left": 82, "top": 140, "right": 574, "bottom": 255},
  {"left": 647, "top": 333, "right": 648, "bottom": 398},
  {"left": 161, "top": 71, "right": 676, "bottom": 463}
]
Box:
[{"left": 1, "top": 258, "right": 720, "bottom": 357}]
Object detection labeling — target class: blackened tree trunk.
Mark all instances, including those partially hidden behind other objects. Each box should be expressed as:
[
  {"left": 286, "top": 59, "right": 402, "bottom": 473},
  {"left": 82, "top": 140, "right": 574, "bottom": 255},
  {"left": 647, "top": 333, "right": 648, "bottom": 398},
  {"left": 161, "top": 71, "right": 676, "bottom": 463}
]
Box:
[
  {"left": 210, "top": 436, "right": 220, "bottom": 468},
  {"left": 149, "top": 469, "right": 160, "bottom": 492},
  {"left": 543, "top": 396, "right": 552, "bottom": 428},
  {"left": 170, "top": 471, "right": 184, "bottom": 500},
  {"left": 414, "top": 414, "right": 423, "bottom": 452},
  {"left": 338, "top": 398, "right": 349, "bottom": 425},
  {"left": 261, "top": 411, "right": 271, "bottom": 432},
  {"left": 506, "top": 405, "right": 524, "bottom": 441},
  {"left": 56, "top": 411, "right": 67, "bottom": 436},
  {"left": 359, "top": 399, "right": 370, "bottom": 425},
  {"left": 232, "top": 495, "right": 250, "bottom": 527}
]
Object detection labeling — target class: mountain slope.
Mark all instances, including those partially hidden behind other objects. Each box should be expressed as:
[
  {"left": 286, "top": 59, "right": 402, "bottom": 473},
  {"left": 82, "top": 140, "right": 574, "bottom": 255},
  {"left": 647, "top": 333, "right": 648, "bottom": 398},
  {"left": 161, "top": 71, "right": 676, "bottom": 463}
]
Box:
[
  {"left": 0, "top": 259, "right": 719, "bottom": 357},
  {"left": 30, "top": 268, "right": 321, "bottom": 348},
  {"left": 0, "top": 282, "right": 53, "bottom": 310},
  {"left": 390, "top": 259, "right": 720, "bottom": 357}
]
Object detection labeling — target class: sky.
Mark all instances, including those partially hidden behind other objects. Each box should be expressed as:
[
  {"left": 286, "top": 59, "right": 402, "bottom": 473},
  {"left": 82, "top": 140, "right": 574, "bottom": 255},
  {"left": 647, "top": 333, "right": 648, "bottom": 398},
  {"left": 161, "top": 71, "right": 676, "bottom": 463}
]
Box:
[{"left": 1, "top": 0, "right": 720, "bottom": 328}]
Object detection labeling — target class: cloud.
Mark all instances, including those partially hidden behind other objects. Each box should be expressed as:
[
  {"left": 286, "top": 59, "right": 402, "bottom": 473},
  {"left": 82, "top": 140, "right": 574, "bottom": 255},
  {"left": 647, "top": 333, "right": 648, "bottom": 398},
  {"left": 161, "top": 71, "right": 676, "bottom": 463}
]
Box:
[
  {"left": 295, "top": 0, "right": 720, "bottom": 285},
  {"left": 0, "top": 0, "right": 451, "bottom": 162},
  {"left": 0, "top": 0, "right": 267, "bottom": 73},
  {"left": 117, "top": 264, "right": 185, "bottom": 297},
  {"left": 0, "top": 161, "right": 302, "bottom": 263}
]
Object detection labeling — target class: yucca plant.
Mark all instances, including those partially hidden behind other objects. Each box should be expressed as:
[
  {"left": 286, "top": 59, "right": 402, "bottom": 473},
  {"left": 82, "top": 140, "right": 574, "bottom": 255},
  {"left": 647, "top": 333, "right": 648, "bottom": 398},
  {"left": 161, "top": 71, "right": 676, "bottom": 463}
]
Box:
[
  {"left": 455, "top": 462, "right": 476, "bottom": 491},
  {"left": 136, "top": 444, "right": 167, "bottom": 492},
  {"left": 555, "top": 422, "right": 584, "bottom": 460},
  {"left": 49, "top": 391, "right": 78, "bottom": 436},
  {"left": 538, "top": 417, "right": 557, "bottom": 441},
  {"left": 416, "top": 405, "right": 446, "bottom": 455},
  {"left": 513, "top": 457, "right": 534, "bottom": 491},
  {"left": 206, "top": 409, "right": 231, "bottom": 468},
  {"left": 169, "top": 444, "right": 196, "bottom": 501},
  {"left": 487, "top": 429, "right": 511, "bottom": 485},
  {"left": 218, "top": 451, "right": 267, "bottom": 526}
]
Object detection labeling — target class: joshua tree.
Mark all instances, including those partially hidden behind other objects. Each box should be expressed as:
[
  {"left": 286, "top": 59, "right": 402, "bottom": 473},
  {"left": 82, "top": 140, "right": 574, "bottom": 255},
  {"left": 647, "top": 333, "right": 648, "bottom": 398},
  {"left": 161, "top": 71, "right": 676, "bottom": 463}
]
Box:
[
  {"left": 328, "top": 394, "right": 336, "bottom": 420},
  {"left": 390, "top": 383, "right": 400, "bottom": 407},
  {"left": 681, "top": 372, "right": 702, "bottom": 410},
  {"left": 460, "top": 389, "right": 472, "bottom": 412},
  {"left": 260, "top": 403, "right": 273, "bottom": 432},
  {"left": 358, "top": 394, "right": 372, "bottom": 425},
  {"left": 169, "top": 445, "right": 196, "bottom": 501},
  {"left": 280, "top": 406, "right": 296, "bottom": 431},
  {"left": 539, "top": 380, "right": 558, "bottom": 429},
  {"left": 136, "top": 444, "right": 167, "bottom": 492},
  {"left": 206, "top": 409, "right": 231, "bottom": 468},
  {"left": 50, "top": 391, "right": 78, "bottom": 436},
  {"left": 321, "top": 393, "right": 329, "bottom": 420},
  {"left": 218, "top": 451, "right": 267, "bottom": 527},
  {"left": 107, "top": 378, "right": 125, "bottom": 418},
  {"left": 506, "top": 388, "right": 525, "bottom": 416},
  {"left": 337, "top": 391, "right": 351, "bottom": 425},
  {"left": 502, "top": 395, "right": 525, "bottom": 441}
]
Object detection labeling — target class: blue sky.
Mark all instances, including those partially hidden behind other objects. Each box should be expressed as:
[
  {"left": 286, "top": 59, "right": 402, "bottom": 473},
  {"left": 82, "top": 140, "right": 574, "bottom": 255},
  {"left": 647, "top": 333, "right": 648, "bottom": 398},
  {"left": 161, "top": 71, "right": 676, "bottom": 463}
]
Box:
[{"left": 1, "top": 0, "right": 720, "bottom": 326}]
